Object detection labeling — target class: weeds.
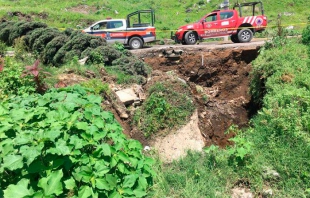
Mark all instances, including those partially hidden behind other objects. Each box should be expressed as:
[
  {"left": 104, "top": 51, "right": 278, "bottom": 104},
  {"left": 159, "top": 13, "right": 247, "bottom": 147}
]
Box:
[{"left": 133, "top": 81, "right": 195, "bottom": 137}]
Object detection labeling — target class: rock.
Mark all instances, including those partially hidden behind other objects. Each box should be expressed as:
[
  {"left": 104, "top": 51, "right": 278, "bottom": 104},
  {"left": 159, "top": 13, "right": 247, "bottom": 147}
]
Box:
[
  {"left": 177, "top": 77, "right": 187, "bottom": 84},
  {"left": 78, "top": 56, "right": 88, "bottom": 65},
  {"left": 144, "top": 146, "right": 151, "bottom": 151},
  {"left": 115, "top": 88, "right": 138, "bottom": 106},
  {"left": 262, "top": 166, "right": 280, "bottom": 180},
  {"left": 262, "top": 188, "right": 273, "bottom": 198},
  {"left": 283, "top": 12, "right": 294, "bottom": 16},
  {"left": 286, "top": 25, "right": 294, "bottom": 30},
  {"left": 231, "top": 187, "right": 253, "bottom": 198}
]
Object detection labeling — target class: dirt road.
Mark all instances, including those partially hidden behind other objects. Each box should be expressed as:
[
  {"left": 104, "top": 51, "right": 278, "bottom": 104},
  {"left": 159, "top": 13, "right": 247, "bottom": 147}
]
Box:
[{"left": 132, "top": 39, "right": 266, "bottom": 54}]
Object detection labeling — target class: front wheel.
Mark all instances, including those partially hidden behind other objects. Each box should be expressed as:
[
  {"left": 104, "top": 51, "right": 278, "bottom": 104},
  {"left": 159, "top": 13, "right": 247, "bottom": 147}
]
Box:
[
  {"left": 184, "top": 31, "right": 197, "bottom": 45},
  {"left": 129, "top": 37, "right": 143, "bottom": 49},
  {"left": 237, "top": 29, "right": 253, "bottom": 43},
  {"left": 231, "top": 34, "right": 239, "bottom": 43}
]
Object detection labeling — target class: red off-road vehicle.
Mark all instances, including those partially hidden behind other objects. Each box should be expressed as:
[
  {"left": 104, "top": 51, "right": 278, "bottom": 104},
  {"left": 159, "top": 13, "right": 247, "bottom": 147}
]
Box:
[{"left": 171, "top": 1, "right": 267, "bottom": 44}]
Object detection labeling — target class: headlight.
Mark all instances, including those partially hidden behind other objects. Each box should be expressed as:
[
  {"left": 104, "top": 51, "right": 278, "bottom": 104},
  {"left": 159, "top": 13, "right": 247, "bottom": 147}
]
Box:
[{"left": 177, "top": 29, "right": 183, "bottom": 32}]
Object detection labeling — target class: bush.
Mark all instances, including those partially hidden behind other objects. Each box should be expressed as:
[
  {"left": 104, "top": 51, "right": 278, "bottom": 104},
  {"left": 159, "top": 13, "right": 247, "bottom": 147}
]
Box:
[
  {"left": 302, "top": 25, "right": 310, "bottom": 46},
  {"left": 0, "top": 22, "right": 14, "bottom": 45},
  {"left": 8, "top": 21, "right": 47, "bottom": 45},
  {"left": 112, "top": 56, "right": 150, "bottom": 77},
  {"left": 41, "top": 35, "right": 69, "bottom": 64},
  {"left": 0, "top": 58, "right": 36, "bottom": 100},
  {"left": 86, "top": 46, "right": 122, "bottom": 65},
  {"left": 0, "top": 41, "right": 6, "bottom": 56},
  {"left": 53, "top": 31, "right": 106, "bottom": 65},
  {"left": 32, "top": 28, "right": 63, "bottom": 55},
  {"left": 0, "top": 85, "right": 155, "bottom": 197},
  {"left": 133, "top": 81, "right": 195, "bottom": 137}
]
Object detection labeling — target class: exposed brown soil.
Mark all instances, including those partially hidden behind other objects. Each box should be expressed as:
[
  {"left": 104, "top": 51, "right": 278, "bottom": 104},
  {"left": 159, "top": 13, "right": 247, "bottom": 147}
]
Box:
[
  {"left": 67, "top": 5, "right": 98, "bottom": 15},
  {"left": 133, "top": 46, "right": 259, "bottom": 147}
]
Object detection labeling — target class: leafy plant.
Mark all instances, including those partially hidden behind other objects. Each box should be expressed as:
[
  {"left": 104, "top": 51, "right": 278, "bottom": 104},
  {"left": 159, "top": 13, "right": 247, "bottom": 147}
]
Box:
[
  {"left": 0, "top": 85, "right": 155, "bottom": 197},
  {"left": 227, "top": 136, "right": 253, "bottom": 167},
  {"left": 80, "top": 79, "right": 110, "bottom": 95},
  {"left": 22, "top": 59, "right": 49, "bottom": 94},
  {"left": 0, "top": 57, "right": 36, "bottom": 100},
  {"left": 0, "top": 41, "right": 6, "bottom": 56},
  {"left": 133, "top": 81, "right": 195, "bottom": 137}
]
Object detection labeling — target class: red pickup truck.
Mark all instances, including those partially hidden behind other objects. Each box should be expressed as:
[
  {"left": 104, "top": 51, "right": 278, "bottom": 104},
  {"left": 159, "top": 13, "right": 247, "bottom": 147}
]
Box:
[{"left": 172, "top": 1, "right": 267, "bottom": 44}]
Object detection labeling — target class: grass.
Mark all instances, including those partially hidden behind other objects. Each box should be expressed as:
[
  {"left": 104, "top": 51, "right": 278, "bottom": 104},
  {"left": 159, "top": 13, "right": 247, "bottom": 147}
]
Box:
[
  {"left": 0, "top": 0, "right": 309, "bottom": 40},
  {"left": 133, "top": 81, "right": 195, "bottom": 137}
]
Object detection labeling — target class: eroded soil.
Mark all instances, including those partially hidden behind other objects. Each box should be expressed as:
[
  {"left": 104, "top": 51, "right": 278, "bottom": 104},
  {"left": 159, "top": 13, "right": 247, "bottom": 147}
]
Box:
[{"left": 133, "top": 46, "right": 259, "bottom": 147}]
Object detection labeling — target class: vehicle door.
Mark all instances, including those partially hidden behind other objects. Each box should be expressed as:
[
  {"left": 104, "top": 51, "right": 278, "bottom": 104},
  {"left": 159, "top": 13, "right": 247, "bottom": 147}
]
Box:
[
  {"left": 105, "top": 20, "right": 127, "bottom": 44},
  {"left": 201, "top": 13, "right": 220, "bottom": 38},
  {"left": 91, "top": 21, "right": 108, "bottom": 38},
  {"left": 218, "top": 11, "right": 237, "bottom": 36}
]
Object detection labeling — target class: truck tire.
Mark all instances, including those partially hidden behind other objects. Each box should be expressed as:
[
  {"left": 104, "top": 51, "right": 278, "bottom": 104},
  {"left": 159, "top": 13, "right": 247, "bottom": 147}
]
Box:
[
  {"left": 237, "top": 29, "right": 253, "bottom": 43},
  {"left": 129, "top": 37, "right": 143, "bottom": 49},
  {"left": 231, "top": 34, "right": 239, "bottom": 43},
  {"left": 184, "top": 31, "right": 197, "bottom": 45}
]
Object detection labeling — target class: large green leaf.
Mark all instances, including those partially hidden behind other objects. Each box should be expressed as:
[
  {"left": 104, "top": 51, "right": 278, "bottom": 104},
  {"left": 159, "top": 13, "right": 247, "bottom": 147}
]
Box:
[
  {"left": 64, "top": 178, "right": 76, "bottom": 190},
  {"left": 122, "top": 174, "right": 138, "bottom": 188},
  {"left": 3, "top": 179, "right": 34, "bottom": 198},
  {"left": 95, "top": 178, "right": 110, "bottom": 190},
  {"left": 38, "top": 169, "right": 63, "bottom": 196},
  {"left": 46, "top": 139, "right": 71, "bottom": 155},
  {"left": 0, "top": 139, "right": 14, "bottom": 156},
  {"left": 76, "top": 122, "right": 89, "bottom": 131},
  {"left": 94, "top": 161, "right": 110, "bottom": 176},
  {"left": 78, "top": 185, "right": 93, "bottom": 198},
  {"left": 100, "top": 143, "right": 111, "bottom": 156},
  {"left": 2, "top": 154, "right": 23, "bottom": 170},
  {"left": 19, "top": 145, "right": 42, "bottom": 166}
]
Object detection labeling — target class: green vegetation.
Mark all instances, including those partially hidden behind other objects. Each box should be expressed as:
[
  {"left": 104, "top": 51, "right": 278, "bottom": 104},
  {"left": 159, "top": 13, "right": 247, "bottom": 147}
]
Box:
[
  {"left": 134, "top": 81, "right": 195, "bottom": 137},
  {"left": 0, "top": 85, "right": 155, "bottom": 197},
  {"left": 0, "top": 57, "right": 36, "bottom": 100},
  {"left": 1, "top": 1, "right": 310, "bottom": 197},
  {"left": 0, "top": 0, "right": 309, "bottom": 39}
]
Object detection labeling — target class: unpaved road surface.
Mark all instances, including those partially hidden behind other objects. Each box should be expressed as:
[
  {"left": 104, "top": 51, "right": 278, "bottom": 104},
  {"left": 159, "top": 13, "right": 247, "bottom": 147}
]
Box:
[{"left": 132, "top": 39, "right": 266, "bottom": 54}]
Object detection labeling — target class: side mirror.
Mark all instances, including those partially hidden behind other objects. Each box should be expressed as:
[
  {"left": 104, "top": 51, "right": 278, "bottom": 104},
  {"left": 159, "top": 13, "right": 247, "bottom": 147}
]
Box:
[{"left": 90, "top": 27, "right": 93, "bottom": 31}]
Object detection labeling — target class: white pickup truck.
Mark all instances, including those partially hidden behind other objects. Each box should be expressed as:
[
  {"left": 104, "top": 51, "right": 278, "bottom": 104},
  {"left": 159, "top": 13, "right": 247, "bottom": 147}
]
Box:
[{"left": 83, "top": 10, "right": 156, "bottom": 49}]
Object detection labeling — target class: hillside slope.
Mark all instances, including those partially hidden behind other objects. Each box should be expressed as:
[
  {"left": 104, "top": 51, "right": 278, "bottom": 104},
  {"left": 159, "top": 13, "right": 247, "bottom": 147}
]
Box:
[{"left": 0, "top": 0, "right": 309, "bottom": 39}]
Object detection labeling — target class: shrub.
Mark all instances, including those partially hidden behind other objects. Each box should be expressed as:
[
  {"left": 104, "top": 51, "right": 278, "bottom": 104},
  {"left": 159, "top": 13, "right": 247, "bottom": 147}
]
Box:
[
  {"left": 0, "top": 85, "right": 155, "bottom": 197},
  {"left": 41, "top": 35, "right": 69, "bottom": 65},
  {"left": 0, "top": 22, "right": 14, "bottom": 45},
  {"left": 86, "top": 46, "right": 122, "bottom": 65},
  {"left": 32, "top": 29, "right": 63, "bottom": 55},
  {"left": 0, "top": 41, "right": 6, "bottom": 56},
  {"left": 8, "top": 21, "right": 47, "bottom": 45},
  {"left": 133, "top": 81, "right": 195, "bottom": 137},
  {"left": 0, "top": 57, "right": 36, "bottom": 99},
  {"left": 112, "top": 55, "right": 150, "bottom": 77},
  {"left": 53, "top": 31, "right": 106, "bottom": 65}
]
